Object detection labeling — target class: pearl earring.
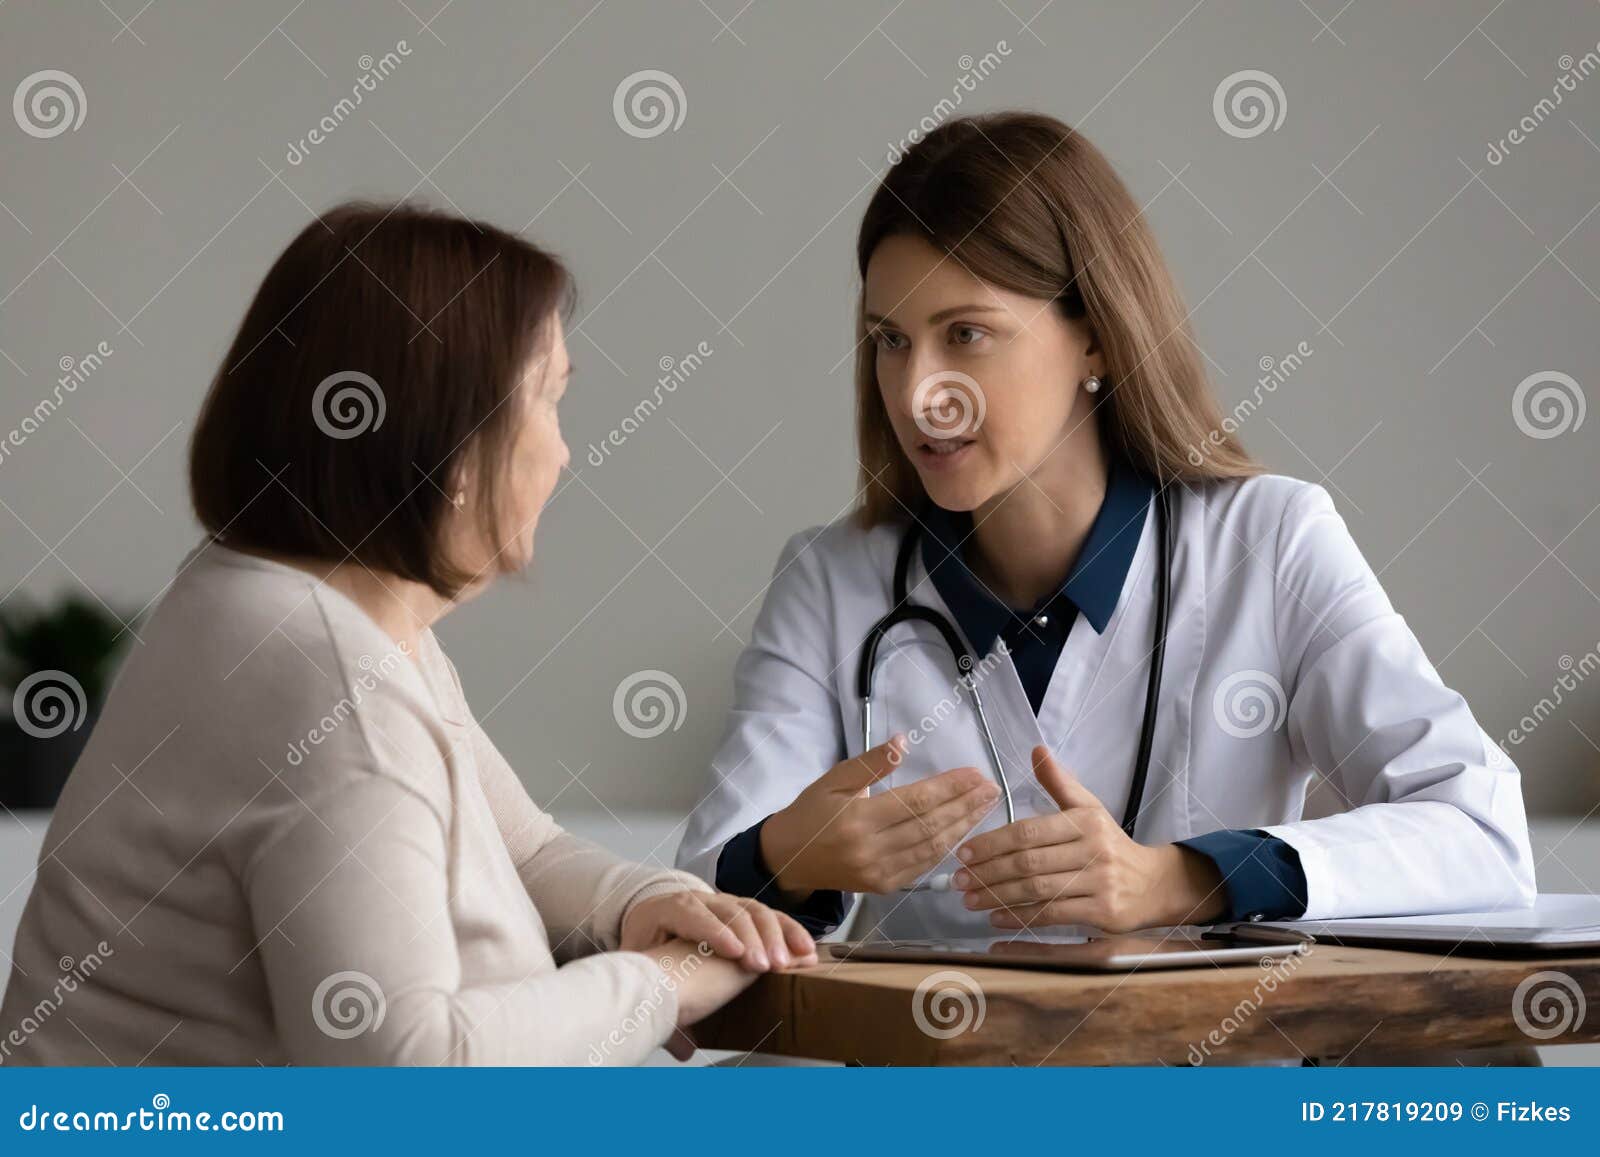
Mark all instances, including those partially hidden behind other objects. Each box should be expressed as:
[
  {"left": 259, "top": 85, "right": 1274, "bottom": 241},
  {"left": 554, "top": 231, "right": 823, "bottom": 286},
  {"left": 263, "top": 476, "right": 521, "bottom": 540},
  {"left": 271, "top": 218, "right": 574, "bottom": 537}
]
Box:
[
  {"left": 452, "top": 490, "right": 466, "bottom": 509},
  {"left": 1083, "top": 375, "right": 1102, "bottom": 394}
]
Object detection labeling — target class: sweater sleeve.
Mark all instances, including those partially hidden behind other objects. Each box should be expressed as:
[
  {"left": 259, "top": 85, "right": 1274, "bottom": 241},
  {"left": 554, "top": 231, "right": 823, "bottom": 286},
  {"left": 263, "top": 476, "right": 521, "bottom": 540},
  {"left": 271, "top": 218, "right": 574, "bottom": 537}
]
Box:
[
  {"left": 432, "top": 638, "right": 712, "bottom": 957},
  {"left": 243, "top": 774, "right": 681, "bottom": 1066}
]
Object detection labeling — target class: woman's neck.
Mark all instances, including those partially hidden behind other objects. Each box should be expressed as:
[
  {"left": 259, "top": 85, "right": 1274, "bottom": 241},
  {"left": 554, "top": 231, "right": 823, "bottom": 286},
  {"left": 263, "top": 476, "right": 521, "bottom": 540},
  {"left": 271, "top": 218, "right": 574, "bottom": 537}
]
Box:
[
  {"left": 244, "top": 547, "right": 450, "bottom": 655},
  {"left": 966, "top": 437, "right": 1110, "bottom": 610},
  {"left": 319, "top": 563, "right": 450, "bottom": 656}
]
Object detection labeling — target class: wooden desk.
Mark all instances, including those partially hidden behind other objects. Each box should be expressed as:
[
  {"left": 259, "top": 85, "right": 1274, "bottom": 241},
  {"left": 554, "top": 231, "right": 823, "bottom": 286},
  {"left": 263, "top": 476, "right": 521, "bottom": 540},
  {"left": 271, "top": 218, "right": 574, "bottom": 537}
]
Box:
[{"left": 696, "top": 942, "right": 1600, "bottom": 1065}]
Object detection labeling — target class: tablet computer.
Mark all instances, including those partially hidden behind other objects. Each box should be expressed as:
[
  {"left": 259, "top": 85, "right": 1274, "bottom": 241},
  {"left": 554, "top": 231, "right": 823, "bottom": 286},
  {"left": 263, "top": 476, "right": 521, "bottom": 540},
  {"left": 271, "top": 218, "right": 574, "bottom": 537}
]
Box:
[{"left": 823, "top": 931, "right": 1307, "bottom": 972}]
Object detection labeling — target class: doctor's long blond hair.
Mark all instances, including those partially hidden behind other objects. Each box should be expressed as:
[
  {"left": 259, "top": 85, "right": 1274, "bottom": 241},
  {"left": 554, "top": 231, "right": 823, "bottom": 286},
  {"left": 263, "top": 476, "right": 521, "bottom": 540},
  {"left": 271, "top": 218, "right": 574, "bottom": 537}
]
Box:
[{"left": 854, "top": 111, "right": 1261, "bottom": 526}]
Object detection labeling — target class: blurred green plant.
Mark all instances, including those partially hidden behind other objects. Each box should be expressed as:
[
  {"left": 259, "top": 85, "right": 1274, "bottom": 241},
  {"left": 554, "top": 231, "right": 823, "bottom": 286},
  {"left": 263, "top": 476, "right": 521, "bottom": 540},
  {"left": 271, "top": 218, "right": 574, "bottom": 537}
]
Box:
[{"left": 0, "top": 593, "right": 135, "bottom": 705}]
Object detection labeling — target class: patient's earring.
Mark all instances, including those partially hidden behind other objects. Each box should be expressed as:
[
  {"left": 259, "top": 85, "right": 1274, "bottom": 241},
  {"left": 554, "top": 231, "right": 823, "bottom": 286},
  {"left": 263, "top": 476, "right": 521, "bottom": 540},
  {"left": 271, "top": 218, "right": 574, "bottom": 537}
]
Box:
[
  {"left": 1083, "top": 374, "right": 1102, "bottom": 394},
  {"left": 452, "top": 490, "right": 466, "bottom": 509}
]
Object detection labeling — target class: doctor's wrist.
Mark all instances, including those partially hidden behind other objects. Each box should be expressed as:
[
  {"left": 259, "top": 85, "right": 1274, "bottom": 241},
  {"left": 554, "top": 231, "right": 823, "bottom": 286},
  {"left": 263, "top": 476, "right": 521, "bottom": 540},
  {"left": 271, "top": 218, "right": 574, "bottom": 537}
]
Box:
[
  {"left": 757, "top": 810, "right": 815, "bottom": 905},
  {"left": 1152, "top": 843, "right": 1229, "bottom": 927}
]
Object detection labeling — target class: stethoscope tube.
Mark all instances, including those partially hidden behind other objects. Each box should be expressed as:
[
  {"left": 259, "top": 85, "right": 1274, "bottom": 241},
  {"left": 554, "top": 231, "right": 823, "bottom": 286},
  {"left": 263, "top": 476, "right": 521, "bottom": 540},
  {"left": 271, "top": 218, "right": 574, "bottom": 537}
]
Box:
[
  {"left": 1121, "top": 483, "right": 1172, "bottom": 838},
  {"left": 855, "top": 483, "right": 1173, "bottom": 878},
  {"left": 857, "top": 604, "right": 1017, "bottom": 825}
]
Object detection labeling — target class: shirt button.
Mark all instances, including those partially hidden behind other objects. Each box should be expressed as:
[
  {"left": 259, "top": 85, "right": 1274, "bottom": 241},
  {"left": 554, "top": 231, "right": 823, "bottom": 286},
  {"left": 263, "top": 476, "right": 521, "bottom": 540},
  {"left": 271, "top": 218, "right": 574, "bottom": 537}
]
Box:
[
  {"left": 1033, "top": 613, "right": 1050, "bottom": 627},
  {"left": 1248, "top": 912, "right": 1265, "bottom": 922}
]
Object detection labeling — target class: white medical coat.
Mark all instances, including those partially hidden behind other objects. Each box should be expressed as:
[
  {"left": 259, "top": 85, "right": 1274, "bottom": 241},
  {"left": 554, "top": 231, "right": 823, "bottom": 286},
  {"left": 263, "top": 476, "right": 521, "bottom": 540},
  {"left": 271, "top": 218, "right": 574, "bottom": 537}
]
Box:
[{"left": 676, "top": 474, "right": 1536, "bottom": 940}]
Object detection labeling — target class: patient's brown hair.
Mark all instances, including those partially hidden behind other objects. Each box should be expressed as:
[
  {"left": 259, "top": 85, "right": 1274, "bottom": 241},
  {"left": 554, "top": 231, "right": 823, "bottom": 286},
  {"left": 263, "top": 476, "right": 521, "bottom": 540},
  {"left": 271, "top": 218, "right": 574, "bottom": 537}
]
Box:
[{"left": 189, "top": 200, "right": 572, "bottom": 597}]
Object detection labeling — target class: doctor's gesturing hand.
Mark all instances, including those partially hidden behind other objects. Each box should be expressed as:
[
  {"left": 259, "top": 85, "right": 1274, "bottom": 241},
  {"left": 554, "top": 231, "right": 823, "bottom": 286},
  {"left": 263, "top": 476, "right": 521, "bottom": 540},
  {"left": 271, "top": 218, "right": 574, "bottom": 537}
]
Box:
[
  {"left": 759, "top": 735, "right": 1001, "bottom": 899},
  {"left": 953, "top": 745, "right": 1228, "bottom": 933}
]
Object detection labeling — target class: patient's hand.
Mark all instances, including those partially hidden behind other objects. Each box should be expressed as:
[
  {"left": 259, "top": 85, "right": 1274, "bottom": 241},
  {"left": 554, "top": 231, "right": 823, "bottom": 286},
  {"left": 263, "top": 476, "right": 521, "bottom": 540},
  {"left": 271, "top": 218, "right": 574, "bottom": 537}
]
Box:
[
  {"left": 621, "top": 890, "right": 818, "bottom": 972},
  {"left": 649, "top": 939, "right": 757, "bottom": 1059}
]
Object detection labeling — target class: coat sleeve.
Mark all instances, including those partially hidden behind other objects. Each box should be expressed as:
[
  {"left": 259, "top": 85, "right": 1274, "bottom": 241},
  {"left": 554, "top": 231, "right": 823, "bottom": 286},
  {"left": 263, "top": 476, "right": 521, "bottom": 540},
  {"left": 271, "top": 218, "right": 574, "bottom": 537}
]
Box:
[
  {"left": 675, "top": 528, "right": 850, "bottom": 885},
  {"left": 1256, "top": 482, "right": 1537, "bottom": 920}
]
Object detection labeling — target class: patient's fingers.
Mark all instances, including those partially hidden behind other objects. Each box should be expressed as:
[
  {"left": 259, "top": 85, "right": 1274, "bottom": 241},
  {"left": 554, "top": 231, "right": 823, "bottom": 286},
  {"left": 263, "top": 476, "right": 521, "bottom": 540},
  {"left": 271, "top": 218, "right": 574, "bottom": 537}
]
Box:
[
  {"left": 673, "top": 894, "right": 748, "bottom": 959},
  {"left": 721, "top": 904, "right": 771, "bottom": 971},
  {"left": 776, "top": 912, "right": 817, "bottom": 964},
  {"left": 747, "top": 902, "right": 791, "bottom": 968}
]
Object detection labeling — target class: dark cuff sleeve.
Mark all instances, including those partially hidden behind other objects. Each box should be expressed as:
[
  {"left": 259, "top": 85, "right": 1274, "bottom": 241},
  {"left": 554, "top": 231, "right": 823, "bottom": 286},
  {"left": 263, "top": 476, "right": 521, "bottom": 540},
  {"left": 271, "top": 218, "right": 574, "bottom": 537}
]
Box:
[
  {"left": 715, "top": 816, "right": 850, "bottom": 935},
  {"left": 1176, "top": 829, "right": 1308, "bottom": 923}
]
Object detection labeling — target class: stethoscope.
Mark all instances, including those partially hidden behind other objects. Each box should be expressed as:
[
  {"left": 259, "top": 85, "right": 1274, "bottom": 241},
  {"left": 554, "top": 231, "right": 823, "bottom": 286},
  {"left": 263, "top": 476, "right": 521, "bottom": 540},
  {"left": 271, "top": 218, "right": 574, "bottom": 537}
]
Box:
[{"left": 855, "top": 483, "right": 1173, "bottom": 890}]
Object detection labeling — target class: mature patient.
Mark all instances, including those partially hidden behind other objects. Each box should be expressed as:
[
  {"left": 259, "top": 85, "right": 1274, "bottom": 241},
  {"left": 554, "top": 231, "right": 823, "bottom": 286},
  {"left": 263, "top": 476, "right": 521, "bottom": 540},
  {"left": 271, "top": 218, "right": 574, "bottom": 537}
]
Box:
[{"left": 0, "top": 203, "right": 813, "bottom": 1066}]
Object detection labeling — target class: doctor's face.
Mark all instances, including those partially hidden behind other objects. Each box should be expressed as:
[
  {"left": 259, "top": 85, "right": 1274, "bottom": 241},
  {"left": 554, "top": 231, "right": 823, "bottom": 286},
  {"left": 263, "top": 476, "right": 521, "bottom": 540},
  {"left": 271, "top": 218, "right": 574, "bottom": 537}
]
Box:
[{"left": 864, "top": 234, "right": 1103, "bottom": 513}]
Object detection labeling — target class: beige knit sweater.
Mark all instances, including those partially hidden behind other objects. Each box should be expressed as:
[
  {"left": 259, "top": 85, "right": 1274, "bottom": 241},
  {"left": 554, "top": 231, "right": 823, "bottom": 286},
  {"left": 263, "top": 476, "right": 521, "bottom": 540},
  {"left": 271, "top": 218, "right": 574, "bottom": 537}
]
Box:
[{"left": 0, "top": 541, "right": 710, "bottom": 1065}]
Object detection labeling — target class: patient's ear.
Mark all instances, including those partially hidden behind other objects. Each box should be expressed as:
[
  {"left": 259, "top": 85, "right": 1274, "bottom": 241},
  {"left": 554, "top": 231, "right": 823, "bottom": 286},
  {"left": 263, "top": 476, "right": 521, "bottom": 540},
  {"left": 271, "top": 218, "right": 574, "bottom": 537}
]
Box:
[{"left": 433, "top": 455, "right": 496, "bottom": 584}]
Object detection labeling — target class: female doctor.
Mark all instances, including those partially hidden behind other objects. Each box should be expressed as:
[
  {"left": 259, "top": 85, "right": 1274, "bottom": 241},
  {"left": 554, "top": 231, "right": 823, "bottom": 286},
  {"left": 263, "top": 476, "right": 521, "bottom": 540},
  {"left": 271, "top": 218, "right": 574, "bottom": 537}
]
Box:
[{"left": 676, "top": 111, "right": 1535, "bottom": 943}]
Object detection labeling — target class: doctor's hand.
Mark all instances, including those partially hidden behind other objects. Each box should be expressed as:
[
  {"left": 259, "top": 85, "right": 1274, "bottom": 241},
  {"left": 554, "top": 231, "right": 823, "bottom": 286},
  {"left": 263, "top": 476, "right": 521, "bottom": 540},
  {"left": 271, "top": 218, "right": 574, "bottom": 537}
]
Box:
[
  {"left": 952, "top": 745, "right": 1227, "bottom": 933},
  {"left": 759, "top": 735, "right": 1001, "bottom": 899},
  {"left": 621, "top": 890, "right": 818, "bottom": 973}
]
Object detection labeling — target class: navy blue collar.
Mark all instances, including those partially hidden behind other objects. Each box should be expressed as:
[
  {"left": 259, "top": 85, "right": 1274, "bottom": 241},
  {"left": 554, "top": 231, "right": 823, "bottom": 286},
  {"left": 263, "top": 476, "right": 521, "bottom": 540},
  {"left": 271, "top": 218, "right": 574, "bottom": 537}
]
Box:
[{"left": 917, "top": 457, "right": 1154, "bottom": 656}]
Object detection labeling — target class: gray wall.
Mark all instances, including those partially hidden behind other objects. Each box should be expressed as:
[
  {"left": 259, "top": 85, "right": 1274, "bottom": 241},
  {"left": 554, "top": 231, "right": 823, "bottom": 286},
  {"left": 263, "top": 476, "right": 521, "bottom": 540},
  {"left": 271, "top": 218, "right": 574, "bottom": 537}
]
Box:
[{"left": 2, "top": 0, "right": 1597, "bottom": 820}]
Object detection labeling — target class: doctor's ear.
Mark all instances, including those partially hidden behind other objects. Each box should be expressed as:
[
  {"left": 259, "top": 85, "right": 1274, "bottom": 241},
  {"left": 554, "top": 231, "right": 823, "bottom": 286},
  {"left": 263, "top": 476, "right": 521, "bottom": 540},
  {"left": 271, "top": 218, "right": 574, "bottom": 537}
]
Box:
[{"left": 1068, "top": 319, "right": 1106, "bottom": 383}]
